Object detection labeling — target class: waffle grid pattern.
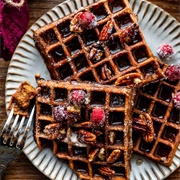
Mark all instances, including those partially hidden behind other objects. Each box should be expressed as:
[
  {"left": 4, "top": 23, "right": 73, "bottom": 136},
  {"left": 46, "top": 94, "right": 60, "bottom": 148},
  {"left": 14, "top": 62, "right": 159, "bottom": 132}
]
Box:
[
  {"left": 133, "top": 65, "right": 180, "bottom": 166},
  {"left": 35, "top": 77, "right": 135, "bottom": 179},
  {"left": 34, "top": 0, "right": 163, "bottom": 85}
]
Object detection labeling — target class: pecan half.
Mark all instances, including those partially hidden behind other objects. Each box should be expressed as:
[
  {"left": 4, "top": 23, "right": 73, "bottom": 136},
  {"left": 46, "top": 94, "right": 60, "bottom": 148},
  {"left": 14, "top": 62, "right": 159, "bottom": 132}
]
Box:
[
  {"left": 101, "top": 64, "right": 112, "bottom": 80},
  {"left": 133, "top": 113, "right": 154, "bottom": 142},
  {"left": 115, "top": 73, "right": 142, "bottom": 86},
  {"left": 43, "top": 123, "right": 66, "bottom": 140},
  {"left": 99, "top": 20, "right": 114, "bottom": 41},
  {"left": 107, "top": 149, "right": 122, "bottom": 163},
  {"left": 88, "top": 148, "right": 99, "bottom": 162},
  {"left": 120, "top": 23, "right": 139, "bottom": 44},
  {"left": 77, "top": 129, "right": 96, "bottom": 144},
  {"left": 98, "top": 166, "right": 115, "bottom": 176}
]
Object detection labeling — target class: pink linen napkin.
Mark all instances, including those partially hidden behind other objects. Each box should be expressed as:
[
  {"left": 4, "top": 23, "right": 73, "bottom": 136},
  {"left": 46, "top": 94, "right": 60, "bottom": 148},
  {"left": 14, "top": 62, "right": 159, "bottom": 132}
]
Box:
[{"left": 0, "top": 0, "right": 29, "bottom": 60}]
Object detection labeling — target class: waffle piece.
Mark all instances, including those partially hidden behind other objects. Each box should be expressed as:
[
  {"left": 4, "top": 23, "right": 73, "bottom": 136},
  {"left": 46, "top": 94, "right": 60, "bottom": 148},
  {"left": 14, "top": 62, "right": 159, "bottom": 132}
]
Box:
[
  {"left": 132, "top": 64, "right": 180, "bottom": 166},
  {"left": 8, "top": 81, "right": 37, "bottom": 117},
  {"left": 35, "top": 75, "right": 136, "bottom": 180},
  {"left": 34, "top": 0, "right": 164, "bottom": 85}
]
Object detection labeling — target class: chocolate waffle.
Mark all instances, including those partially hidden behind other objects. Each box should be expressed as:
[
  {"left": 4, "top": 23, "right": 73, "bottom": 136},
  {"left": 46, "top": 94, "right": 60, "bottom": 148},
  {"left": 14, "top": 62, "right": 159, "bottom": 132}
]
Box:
[
  {"left": 132, "top": 64, "right": 180, "bottom": 166},
  {"left": 35, "top": 74, "right": 136, "bottom": 180},
  {"left": 34, "top": 0, "right": 164, "bottom": 85}
]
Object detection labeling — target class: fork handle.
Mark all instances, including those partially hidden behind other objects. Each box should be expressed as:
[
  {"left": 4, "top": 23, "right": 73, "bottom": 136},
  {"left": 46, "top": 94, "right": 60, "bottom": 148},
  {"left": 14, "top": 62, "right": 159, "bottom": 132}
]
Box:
[{"left": 0, "top": 164, "right": 7, "bottom": 178}]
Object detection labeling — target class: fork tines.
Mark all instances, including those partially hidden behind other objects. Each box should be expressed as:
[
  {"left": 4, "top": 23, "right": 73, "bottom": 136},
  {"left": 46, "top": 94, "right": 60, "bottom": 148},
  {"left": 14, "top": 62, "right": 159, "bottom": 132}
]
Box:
[{"left": 0, "top": 105, "right": 35, "bottom": 149}]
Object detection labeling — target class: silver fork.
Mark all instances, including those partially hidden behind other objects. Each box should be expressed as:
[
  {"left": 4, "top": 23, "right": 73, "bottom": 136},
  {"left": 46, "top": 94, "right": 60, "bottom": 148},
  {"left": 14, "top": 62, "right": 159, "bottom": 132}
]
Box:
[{"left": 0, "top": 105, "right": 35, "bottom": 178}]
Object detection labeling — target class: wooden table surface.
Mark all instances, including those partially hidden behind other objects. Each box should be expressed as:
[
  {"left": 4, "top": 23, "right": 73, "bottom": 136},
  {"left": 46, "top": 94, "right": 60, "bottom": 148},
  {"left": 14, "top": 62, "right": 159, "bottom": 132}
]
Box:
[{"left": 0, "top": 0, "right": 179, "bottom": 179}]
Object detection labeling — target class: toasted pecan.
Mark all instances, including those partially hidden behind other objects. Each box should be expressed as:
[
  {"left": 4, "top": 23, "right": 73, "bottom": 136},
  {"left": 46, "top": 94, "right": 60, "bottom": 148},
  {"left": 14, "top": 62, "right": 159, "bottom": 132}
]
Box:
[
  {"left": 133, "top": 113, "right": 154, "bottom": 142},
  {"left": 98, "top": 166, "right": 115, "bottom": 176},
  {"left": 77, "top": 129, "right": 96, "bottom": 144},
  {"left": 115, "top": 73, "right": 142, "bottom": 86}
]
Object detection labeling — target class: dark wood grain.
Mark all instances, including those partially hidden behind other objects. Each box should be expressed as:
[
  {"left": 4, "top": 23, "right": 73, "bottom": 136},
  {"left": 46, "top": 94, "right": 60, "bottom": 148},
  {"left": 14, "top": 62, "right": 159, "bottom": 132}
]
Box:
[{"left": 0, "top": 0, "right": 179, "bottom": 179}]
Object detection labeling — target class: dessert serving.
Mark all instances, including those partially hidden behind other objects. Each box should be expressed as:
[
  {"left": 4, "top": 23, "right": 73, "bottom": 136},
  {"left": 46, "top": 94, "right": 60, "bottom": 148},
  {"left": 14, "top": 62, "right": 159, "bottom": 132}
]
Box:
[
  {"left": 34, "top": 0, "right": 164, "bottom": 86},
  {"left": 35, "top": 74, "right": 136, "bottom": 180},
  {"left": 31, "top": 0, "right": 180, "bottom": 179},
  {"left": 5, "top": 0, "right": 180, "bottom": 179}
]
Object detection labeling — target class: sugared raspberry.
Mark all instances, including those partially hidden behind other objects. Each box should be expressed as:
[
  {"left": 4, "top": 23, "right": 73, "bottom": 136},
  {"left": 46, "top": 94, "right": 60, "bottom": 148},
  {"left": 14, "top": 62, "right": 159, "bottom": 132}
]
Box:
[
  {"left": 165, "top": 65, "right": 180, "bottom": 81},
  {"left": 79, "top": 12, "right": 97, "bottom": 29},
  {"left": 53, "top": 105, "right": 68, "bottom": 122},
  {"left": 91, "top": 108, "right": 105, "bottom": 127},
  {"left": 70, "top": 90, "right": 86, "bottom": 106},
  {"left": 157, "top": 44, "right": 174, "bottom": 60},
  {"left": 172, "top": 92, "right": 180, "bottom": 109}
]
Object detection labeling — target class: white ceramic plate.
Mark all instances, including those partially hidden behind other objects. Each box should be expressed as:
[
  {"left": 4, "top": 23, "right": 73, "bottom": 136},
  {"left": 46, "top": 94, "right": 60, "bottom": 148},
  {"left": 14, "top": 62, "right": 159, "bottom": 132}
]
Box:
[{"left": 5, "top": 0, "right": 180, "bottom": 179}]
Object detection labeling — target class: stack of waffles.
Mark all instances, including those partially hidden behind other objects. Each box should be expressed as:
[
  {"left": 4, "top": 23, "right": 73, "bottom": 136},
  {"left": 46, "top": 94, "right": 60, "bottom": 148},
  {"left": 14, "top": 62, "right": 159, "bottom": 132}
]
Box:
[{"left": 33, "top": 0, "right": 180, "bottom": 179}]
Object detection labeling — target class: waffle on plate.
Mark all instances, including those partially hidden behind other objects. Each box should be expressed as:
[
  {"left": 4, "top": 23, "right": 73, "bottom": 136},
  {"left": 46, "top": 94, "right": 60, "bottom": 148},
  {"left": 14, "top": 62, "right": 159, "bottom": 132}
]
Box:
[
  {"left": 34, "top": 0, "right": 164, "bottom": 86},
  {"left": 35, "top": 74, "right": 136, "bottom": 180},
  {"left": 133, "top": 64, "right": 180, "bottom": 166}
]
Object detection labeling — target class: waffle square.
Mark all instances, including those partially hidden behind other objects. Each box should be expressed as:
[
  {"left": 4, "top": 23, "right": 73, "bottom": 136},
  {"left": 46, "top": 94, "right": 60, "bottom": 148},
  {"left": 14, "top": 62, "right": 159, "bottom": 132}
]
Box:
[
  {"left": 35, "top": 75, "right": 136, "bottom": 180},
  {"left": 34, "top": 0, "right": 164, "bottom": 85},
  {"left": 133, "top": 64, "right": 180, "bottom": 166}
]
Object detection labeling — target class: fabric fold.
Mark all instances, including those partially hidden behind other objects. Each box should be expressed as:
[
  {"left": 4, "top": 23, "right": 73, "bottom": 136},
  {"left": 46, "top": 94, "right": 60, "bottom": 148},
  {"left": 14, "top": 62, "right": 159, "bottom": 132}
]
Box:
[{"left": 0, "top": 0, "right": 29, "bottom": 60}]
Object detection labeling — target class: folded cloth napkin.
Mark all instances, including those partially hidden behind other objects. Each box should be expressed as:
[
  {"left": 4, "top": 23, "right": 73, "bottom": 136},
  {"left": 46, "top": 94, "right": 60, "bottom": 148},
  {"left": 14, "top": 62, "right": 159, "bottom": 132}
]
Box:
[{"left": 0, "top": 0, "right": 29, "bottom": 60}]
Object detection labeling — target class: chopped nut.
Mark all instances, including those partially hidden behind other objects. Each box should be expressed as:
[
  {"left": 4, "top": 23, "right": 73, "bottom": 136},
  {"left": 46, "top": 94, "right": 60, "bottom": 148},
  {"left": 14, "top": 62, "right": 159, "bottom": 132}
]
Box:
[
  {"left": 115, "top": 73, "right": 142, "bottom": 86},
  {"left": 99, "top": 20, "right": 114, "bottom": 41},
  {"left": 70, "top": 13, "right": 83, "bottom": 32},
  {"left": 101, "top": 64, "right": 112, "bottom": 80},
  {"left": 70, "top": 11, "right": 97, "bottom": 33},
  {"left": 134, "top": 78, "right": 142, "bottom": 84},
  {"left": 89, "top": 47, "right": 104, "bottom": 61},
  {"left": 133, "top": 113, "right": 154, "bottom": 142},
  {"left": 109, "top": 131, "right": 115, "bottom": 145},
  {"left": 107, "top": 149, "right": 122, "bottom": 163},
  {"left": 120, "top": 23, "right": 139, "bottom": 44},
  {"left": 67, "top": 106, "right": 81, "bottom": 124},
  {"left": 43, "top": 123, "right": 66, "bottom": 140},
  {"left": 98, "top": 148, "right": 105, "bottom": 161},
  {"left": 59, "top": 128, "right": 66, "bottom": 135},
  {"left": 77, "top": 129, "right": 96, "bottom": 144},
  {"left": 98, "top": 166, "right": 115, "bottom": 176},
  {"left": 94, "top": 130, "right": 103, "bottom": 137},
  {"left": 79, "top": 121, "right": 93, "bottom": 128},
  {"left": 88, "top": 148, "right": 99, "bottom": 162}
]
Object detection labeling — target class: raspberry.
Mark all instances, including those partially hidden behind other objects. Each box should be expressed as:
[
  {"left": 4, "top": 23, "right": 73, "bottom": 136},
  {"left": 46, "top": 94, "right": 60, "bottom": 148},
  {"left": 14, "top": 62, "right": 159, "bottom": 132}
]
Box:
[
  {"left": 53, "top": 105, "right": 68, "bottom": 122},
  {"left": 157, "top": 44, "right": 174, "bottom": 60},
  {"left": 91, "top": 108, "right": 105, "bottom": 127},
  {"left": 70, "top": 90, "right": 86, "bottom": 106},
  {"left": 79, "top": 12, "right": 97, "bottom": 29},
  {"left": 165, "top": 65, "right": 180, "bottom": 81},
  {"left": 172, "top": 92, "right": 180, "bottom": 109}
]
